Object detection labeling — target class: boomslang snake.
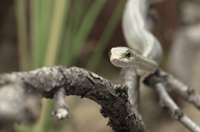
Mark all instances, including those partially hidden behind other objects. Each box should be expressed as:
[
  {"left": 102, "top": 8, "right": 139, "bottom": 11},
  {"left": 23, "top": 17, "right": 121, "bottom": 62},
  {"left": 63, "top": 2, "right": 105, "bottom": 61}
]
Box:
[{"left": 109, "top": 0, "right": 163, "bottom": 75}]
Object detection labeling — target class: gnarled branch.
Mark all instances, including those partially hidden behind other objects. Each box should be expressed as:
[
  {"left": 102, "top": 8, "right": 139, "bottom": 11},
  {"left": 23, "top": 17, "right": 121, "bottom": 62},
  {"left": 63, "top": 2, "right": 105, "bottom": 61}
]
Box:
[{"left": 0, "top": 66, "right": 147, "bottom": 132}]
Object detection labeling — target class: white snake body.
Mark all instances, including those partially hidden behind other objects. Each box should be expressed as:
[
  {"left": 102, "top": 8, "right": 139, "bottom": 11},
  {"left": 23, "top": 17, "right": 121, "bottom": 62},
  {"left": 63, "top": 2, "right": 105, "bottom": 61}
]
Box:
[
  {"left": 123, "top": 0, "right": 162, "bottom": 63},
  {"left": 110, "top": 0, "right": 163, "bottom": 74}
]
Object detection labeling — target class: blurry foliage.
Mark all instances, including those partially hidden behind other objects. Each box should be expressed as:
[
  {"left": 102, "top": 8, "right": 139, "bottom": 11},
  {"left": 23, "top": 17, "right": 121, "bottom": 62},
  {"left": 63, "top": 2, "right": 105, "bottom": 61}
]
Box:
[{"left": 14, "top": 0, "right": 125, "bottom": 132}]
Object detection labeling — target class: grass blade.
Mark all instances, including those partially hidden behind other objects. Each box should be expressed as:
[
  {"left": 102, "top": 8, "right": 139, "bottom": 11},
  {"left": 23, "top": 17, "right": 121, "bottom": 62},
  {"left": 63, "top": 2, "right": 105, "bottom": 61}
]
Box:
[
  {"left": 65, "top": 0, "right": 107, "bottom": 66},
  {"left": 44, "top": 0, "right": 70, "bottom": 66},
  {"left": 37, "top": 0, "right": 54, "bottom": 67},
  {"left": 30, "top": 0, "right": 40, "bottom": 68},
  {"left": 14, "top": 0, "right": 31, "bottom": 71},
  {"left": 86, "top": 0, "right": 126, "bottom": 71}
]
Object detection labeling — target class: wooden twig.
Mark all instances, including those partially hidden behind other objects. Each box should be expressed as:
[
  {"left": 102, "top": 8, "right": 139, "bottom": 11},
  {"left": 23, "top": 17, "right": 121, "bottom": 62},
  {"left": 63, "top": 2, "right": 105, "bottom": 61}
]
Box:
[
  {"left": 144, "top": 70, "right": 200, "bottom": 132},
  {"left": 51, "top": 87, "right": 68, "bottom": 120},
  {"left": 155, "top": 82, "right": 200, "bottom": 132},
  {"left": 159, "top": 70, "right": 200, "bottom": 110}
]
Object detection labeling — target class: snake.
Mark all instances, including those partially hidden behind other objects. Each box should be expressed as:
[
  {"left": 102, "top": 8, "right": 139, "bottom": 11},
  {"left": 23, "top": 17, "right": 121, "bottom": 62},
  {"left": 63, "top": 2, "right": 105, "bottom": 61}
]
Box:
[{"left": 109, "top": 0, "right": 163, "bottom": 75}]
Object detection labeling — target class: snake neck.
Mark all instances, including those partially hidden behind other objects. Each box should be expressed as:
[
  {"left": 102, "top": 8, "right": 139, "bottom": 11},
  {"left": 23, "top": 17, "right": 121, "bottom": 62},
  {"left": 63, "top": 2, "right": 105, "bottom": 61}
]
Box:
[{"left": 131, "top": 53, "right": 158, "bottom": 73}]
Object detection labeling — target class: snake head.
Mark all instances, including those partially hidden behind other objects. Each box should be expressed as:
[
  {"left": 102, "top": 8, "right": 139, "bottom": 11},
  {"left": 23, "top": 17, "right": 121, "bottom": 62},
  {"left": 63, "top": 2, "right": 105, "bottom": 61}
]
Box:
[{"left": 109, "top": 47, "right": 137, "bottom": 68}]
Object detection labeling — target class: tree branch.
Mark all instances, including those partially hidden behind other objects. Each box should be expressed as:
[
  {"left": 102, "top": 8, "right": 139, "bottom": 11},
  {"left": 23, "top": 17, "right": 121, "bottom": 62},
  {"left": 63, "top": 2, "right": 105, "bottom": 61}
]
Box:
[
  {"left": 155, "top": 82, "right": 200, "bottom": 132},
  {"left": 0, "top": 66, "right": 147, "bottom": 132},
  {"left": 144, "top": 70, "right": 200, "bottom": 132},
  {"left": 159, "top": 70, "right": 200, "bottom": 110}
]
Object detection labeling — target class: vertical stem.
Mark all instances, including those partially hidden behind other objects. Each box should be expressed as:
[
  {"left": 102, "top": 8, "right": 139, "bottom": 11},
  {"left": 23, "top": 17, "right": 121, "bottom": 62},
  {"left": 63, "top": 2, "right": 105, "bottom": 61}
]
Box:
[
  {"left": 30, "top": 0, "right": 40, "bottom": 68},
  {"left": 44, "top": 0, "right": 70, "bottom": 66},
  {"left": 14, "top": 0, "right": 30, "bottom": 71},
  {"left": 37, "top": 0, "right": 54, "bottom": 67}
]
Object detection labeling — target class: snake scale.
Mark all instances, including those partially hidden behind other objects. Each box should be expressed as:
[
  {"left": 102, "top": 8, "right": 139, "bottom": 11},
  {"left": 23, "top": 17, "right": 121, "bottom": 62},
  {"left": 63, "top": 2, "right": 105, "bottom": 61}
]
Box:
[{"left": 109, "top": 0, "right": 163, "bottom": 75}]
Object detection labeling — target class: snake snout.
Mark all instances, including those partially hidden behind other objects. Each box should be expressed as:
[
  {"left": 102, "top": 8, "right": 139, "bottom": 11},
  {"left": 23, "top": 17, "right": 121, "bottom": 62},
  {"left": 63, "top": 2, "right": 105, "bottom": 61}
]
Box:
[
  {"left": 112, "top": 59, "right": 118, "bottom": 63},
  {"left": 110, "top": 58, "right": 124, "bottom": 68},
  {"left": 110, "top": 57, "right": 120, "bottom": 64}
]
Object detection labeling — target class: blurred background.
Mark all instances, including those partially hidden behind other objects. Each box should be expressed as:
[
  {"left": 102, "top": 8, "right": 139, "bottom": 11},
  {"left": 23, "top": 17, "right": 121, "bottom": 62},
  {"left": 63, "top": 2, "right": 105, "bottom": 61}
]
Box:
[{"left": 0, "top": 0, "right": 200, "bottom": 132}]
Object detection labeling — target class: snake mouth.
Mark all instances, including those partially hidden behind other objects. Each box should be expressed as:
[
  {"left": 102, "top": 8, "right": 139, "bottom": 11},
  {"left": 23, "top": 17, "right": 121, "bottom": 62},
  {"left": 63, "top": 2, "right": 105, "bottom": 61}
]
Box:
[
  {"left": 110, "top": 59, "right": 121, "bottom": 67},
  {"left": 110, "top": 58, "right": 128, "bottom": 68},
  {"left": 112, "top": 59, "right": 118, "bottom": 63},
  {"left": 110, "top": 58, "right": 119, "bottom": 64}
]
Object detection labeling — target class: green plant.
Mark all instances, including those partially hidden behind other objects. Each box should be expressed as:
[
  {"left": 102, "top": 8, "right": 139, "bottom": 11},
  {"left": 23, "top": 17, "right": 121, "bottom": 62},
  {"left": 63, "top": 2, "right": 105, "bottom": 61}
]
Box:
[{"left": 14, "top": 0, "right": 124, "bottom": 131}]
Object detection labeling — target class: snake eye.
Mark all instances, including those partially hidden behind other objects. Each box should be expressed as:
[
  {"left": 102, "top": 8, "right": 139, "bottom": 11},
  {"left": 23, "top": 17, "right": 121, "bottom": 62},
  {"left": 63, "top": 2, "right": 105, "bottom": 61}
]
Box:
[
  {"left": 125, "top": 50, "right": 132, "bottom": 60},
  {"left": 109, "top": 50, "right": 112, "bottom": 57}
]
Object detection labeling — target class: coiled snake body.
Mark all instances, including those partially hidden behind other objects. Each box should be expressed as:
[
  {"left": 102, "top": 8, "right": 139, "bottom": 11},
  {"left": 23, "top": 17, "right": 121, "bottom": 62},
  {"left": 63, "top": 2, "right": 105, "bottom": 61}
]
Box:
[{"left": 110, "top": 0, "right": 163, "bottom": 75}]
